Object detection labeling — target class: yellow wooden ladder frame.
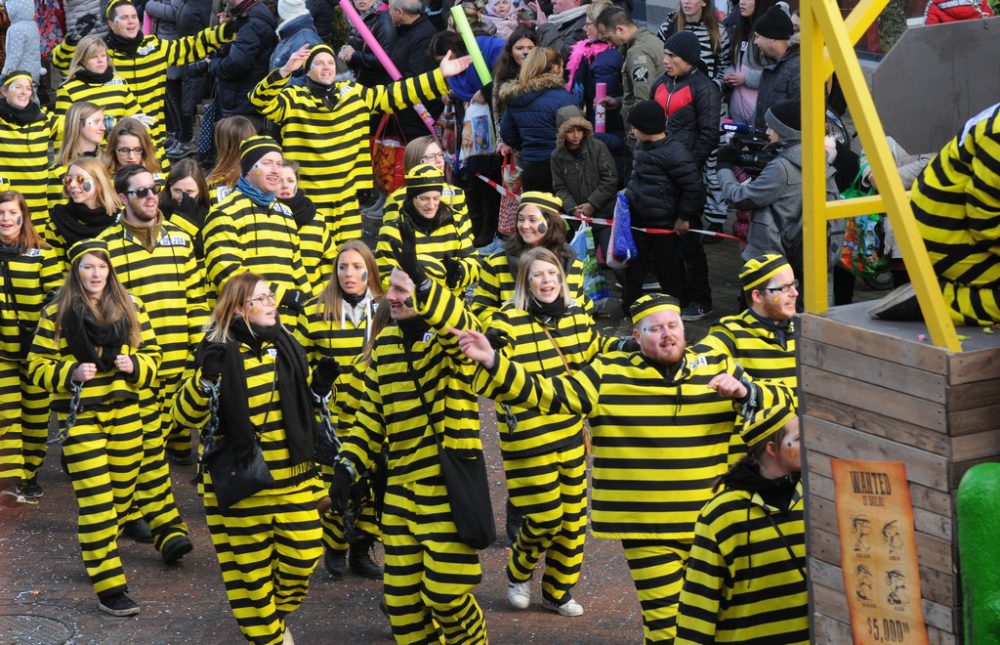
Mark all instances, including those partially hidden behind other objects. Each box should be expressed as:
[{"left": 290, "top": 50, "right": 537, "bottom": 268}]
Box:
[{"left": 800, "top": 0, "right": 962, "bottom": 352}]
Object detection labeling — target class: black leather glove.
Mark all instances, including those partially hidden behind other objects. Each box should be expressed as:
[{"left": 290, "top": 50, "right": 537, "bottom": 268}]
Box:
[
  {"left": 443, "top": 257, "right": 465, "bottom": 289},
  {"left": 614, "top": 337, "right": 640, "bottom": 352},
  {"left": 484, "top": 329, "right": 509, "bottom": 351},
  {"left": 716, "top": 146, "right": 738, "bottom": 170},
  {"left": 328, "top": 466, "right": 353, "bottom": 513},
  {"left": 66, "top": 14, "right": 98, "bottom": 45},
  {"left": 394, "top": 218, "right": 427, "bottom": 286},
  {"left": 311, "top": 356, "right": 341, "bottom": 398},
  {"left": 187, "top": 58, "right": 211, "bottom": 76},
  {"left": 280, "top": 289, "right": 306, "bottom": 315},
  {"left": 201, "top": 343, "right": 226, "bottom": 383},
  {"left": 222, "top": 14, "right": 249, "bottom": 39}
]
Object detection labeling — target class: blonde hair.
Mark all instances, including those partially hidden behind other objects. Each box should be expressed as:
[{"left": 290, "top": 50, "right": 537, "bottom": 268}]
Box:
[
  {"left": 207, "top": 116, "right": 257, "bottom": 188},
  {"left": 519, "top": 47, "right": 562, "bottom": 84},
  {"left": 318, "top": 240, "right": 383, "bottom": 323},
  {"left": 359, "top": 298, "right": 392, "bottom": 367},
  {"left": 52, "top": 247, "right": 141, "bottom": 347},
  {"left": 57, "top": 101, "right": 104, "bottom": 166},
  {"left": 67, "top": 36, "right": 114, "bottom": 79},
  {"left": 586, "top": 0, "right": 611, "bottom": 22},
  {"left": 65, "top": 156, "right": 122, "bottom": 216},
  {"left": 511, "top": 246, "right": 572, "bottom": 310},
  {"left": 206, "top": 272, "right": 266, "bottom": 343},
  {"left": 105, "top": 117, "right": 161, "bottom": 175}
]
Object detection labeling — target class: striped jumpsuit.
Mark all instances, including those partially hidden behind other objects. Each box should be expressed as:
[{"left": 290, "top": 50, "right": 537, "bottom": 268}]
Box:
[
  {"left": 28, "top": 297, "right": 161, "bottom": 598},
  {"left": 675, "top": 478, "right": 807, "bottom": 643},
  {"left": 250, "top": 68, "right": 454, "bottom": 245},
  {"left": 172, "top": 338, "right": 324, "bottom": 645},
  {"left": 487, "top": 302, "right": 615, "bottom": 606},
  {"left": 202, "top": 190, "right": 311, "bottom": 304},
  {"left": 98, "top": 220, "right": 207, "bottom": 546},
  {"left": 383, "top": 183, "right": 470, "bottom": 227},
  {"left": 338, "top": 279, "right": 488, "bottom": 644},
  {"left": 0, "top": 246, "right": 64, "bottom": 485},
  {"left": 471, "top": 251, "right": 589, "bottom": 322},
  {"left": 52, "top": 26, "right": 234, "bottom": 154},
  {"left": 295, "top": 294, "right": 380, "bottom": 555},
  {"left": 912, "top": 102, "right": 1000, "bottom": 325},
  {"left": 0, "top": 110, "right": 59, "bottom": 235},
  {"left": 53, "top": 75, "right": 142, "bottom": 149},
  {"left": 477, "top": 348, "right": 793, "bottom": 643}
]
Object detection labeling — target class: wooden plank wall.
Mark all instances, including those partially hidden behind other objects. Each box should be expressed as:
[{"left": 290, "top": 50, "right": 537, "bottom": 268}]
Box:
[{"left": 799, "top": 314, "right": 1000, "bottom": 645}]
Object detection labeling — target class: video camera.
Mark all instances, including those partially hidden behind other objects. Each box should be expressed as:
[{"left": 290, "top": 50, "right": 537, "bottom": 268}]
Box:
[{"left": 721, "top": 121, "right": 777, "bottom": 177}]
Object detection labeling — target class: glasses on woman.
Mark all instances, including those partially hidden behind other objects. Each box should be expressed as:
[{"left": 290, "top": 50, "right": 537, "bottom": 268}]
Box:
[
  {"left": 62, "top": 174, "right": 91, "bottom": 187},
  {"left": 421, "top": 150, "right": 445, "bottom": 162},
  {"left": 117, "top": 146, "right": 144, "bottom": 157},
  {"left": 247, "top": 293, "right": 276, "bottom": 306}
]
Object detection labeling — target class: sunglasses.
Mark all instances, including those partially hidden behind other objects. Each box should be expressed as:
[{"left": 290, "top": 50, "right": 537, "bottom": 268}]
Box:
[
  {"left": 62, "top": 174, "right": 92, "bottom": 187},
  {"left": 125, "top": 185, "right": 161, "bottom": 198}
]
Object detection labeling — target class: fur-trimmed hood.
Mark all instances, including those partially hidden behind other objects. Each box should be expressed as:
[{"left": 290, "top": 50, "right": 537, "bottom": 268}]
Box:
[
  {"left": 555, "top": 111, "right": 593, "bottom": 148},
  {"left": 498, "top": 73, "right": 569, "bottom": 107}
]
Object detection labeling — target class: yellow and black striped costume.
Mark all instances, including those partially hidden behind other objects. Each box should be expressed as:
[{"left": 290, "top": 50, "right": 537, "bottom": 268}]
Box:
[
  {"left": 674, "top": 479, "right": 807, "bottom": 643},
  {"left": 249, "top": 68, "right": 452, "bottom": 244},
  {"left": 471, "top": 251, "right": 589, "bottom": 322},
  {"left": 912, "top": 102, "right": 1000, "bottom": 325},
  {"left": 0, "top": 111, "right": 59, "bottom": 236},
  {"left": 297, "top": 217, "right": 336, "bottom": 297},
  {"left": 172, "top": 340, "right": 323, "bottom": 645},
  {"left": 338, "top": 279, "right": 487, "bottom": 644},
  {"left": 0, "top": 246, "right": 64, "bottom": 485},
  {"left": 375, "top": 204, "right": 479, "bottom": 296},
  {"left": 384, "top": 183, "right": 470, "bottom": 224},
  {"left": 202, "top": 190, "right": 310, "bottom": 304},
  {"left": 295, "top": 294, "right": 380, "bottom": 554},
  {"left": 28, "top": 296, "right": 160, "bottom": 598},
  {"left": 476, "top": 348, "right": 793, "bottom": 643},
  {"left": 52, "top": 27, "right": 234, "bottom": 152},
  {"left": 487, "top": 302, "right": 615, "bottom": 607},
  {"left": 53, "top": 76, "right": 141, "bottom": 149}
]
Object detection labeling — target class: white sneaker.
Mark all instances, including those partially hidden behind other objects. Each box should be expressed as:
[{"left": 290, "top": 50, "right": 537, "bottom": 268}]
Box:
[
  {"left": 282, "top": 627, "right": 295, "bottom": 645},
  {"left": 543, "top": 597, "right": 584, "bottom": 617},
  {"left": 507, "top": 581, "right": 531, "bottom": 610}
]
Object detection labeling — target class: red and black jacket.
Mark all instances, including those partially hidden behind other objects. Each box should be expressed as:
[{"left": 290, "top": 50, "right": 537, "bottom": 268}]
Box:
[{"left": 650, "top": 69, "right": 722, "bottom": 169}]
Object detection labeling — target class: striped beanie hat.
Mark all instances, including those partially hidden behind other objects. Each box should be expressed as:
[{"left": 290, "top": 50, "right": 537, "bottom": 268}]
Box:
[
  {"left": 405, "top": 164, "right": 446, "bottom": 199},
  {"left": 630, "top": 293, "right": 681, "bottom": 326},
  {"left": 742, "top": 402, "right": 797, "bottom": 448},
  {"left": 739, "top": 254, "right": 791, "bottom": 294},
  {"left": 240, "top": 136, "right": 283, "bottom": 176},
  {"left": 68, "top": 238, "right": 109, "bottom": 265},
  {"left": 518, "top": 191, "right": 563, "bottom": 216}
]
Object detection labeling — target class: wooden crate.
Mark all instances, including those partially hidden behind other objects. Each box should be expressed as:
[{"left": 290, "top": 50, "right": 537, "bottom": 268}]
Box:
[{"left": 799, "top": 304, "right": 1000, "bottom": 644}]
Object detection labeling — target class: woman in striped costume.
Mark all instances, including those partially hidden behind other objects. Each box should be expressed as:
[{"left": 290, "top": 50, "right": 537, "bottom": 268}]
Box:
[
  {"left": 0, "top": 71, "right": 59, "bottom": 238},
  {"left": 0, "top": 191, "right": 64, "bottom": 504},
  {"left": 675, "top": 404, "right": 806, "bottom": 644},
  {"left": 54, "top": 36, "right": 143, "bottom": 150},
  {"left": 173, "top": 272, "right": 326, "bottom": 645},
  {"left": 28, "top": 238, "right": 161, "bottom": 617},
  {"left": 160, "top": 158, "right": 211, "bottom": 261},
  {"left": 296, "top": 240, "right": 385, "bottom": 581},
  {"left": 106, "top": 117, "right": 164, "bottom": 181},
  {"left": 46, "top": 157, "right": 122, "bottom": 265},
  {"left": 47, "top": 101, "right": 107, "bottom": 210},
  {"left": 382, "top": 136, "right": 470, "bottom": 234},
  {"left": 205, "top": 115, "right": 257, "bottom": 206}
]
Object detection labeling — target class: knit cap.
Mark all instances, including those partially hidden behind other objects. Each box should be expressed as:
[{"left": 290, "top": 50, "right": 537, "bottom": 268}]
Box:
[
  {"left": 68, "top": 238, "right": 110, "bottom": 265},
  {"left": 106, "top": 0, "right": 134, "bottom": 19},
  {"left": 518, "top": 191, "right": 563, "bottom": 216},
  {"left": 305, "top": 44, "right": 336, "bottom": 71},
  {"left": 754, "top": 5, "right": 794, "bottom": 40},
  {"left": 764, "top": 99, "right": 801, "bottom": 139},
  {"left": 663, "top": 31, "right": 701, "bottom": 69},
  {"left": 627, "top": 100, "right": 667, "bottom": 135},
  {"left": 742, "top": 402, "right": 797, "bottom": 448},
  {"left": 278, "top": 0, "right": 309, "bottom": 21},
  {"left": 630, "top": 293, "right": 681, "bottom": 326},
  {"left": 240, "top": 136, "right": 283, "bottom": 176},
  {"left": 739, "top": 254, "right": 791, "bottom": 294},
  {"left": 405, "top": 164, "right": 446, "bottom": 199}
]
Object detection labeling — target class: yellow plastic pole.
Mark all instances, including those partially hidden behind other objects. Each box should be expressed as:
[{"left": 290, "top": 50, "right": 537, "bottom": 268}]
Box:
[
  {"left": 806, "top": 0, "right": 961, "bottom": 352},
  {"left": 820, "top": 0, "right": 891, "bottom": 79},
  {"left": 824, "top": 192, "right": 909, "bottom": 220},
  {"left": 801, "top": 0, "right": 829, "bottom": 314}
]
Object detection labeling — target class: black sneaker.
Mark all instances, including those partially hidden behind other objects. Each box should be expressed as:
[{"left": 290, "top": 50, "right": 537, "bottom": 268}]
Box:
[
  {"left": 324, "top": 547, "right": 347, "bottom": 579},
  {"left": 20, "top": 477, "right": 43, "bottom": 500},
  {"left": 166, "top": 447, "right": 197, "bottom": 466},
  {"left": 122, "top": 518, "right": 154, "bottom": 544},
  {"left": 161, "top": 535, "right": 193, "bottom": 565},
  {"left": 349, "top": 547, "right": 384, "bottom": 580},
  {"left": 98, "top": 591, "right": 140, "bottom": 617},
  {"left": 681, "top": 303, "right": 713, "bottom": 322},
  {"left": 869, "top": 283, "right": 921, "bottom": 321}
]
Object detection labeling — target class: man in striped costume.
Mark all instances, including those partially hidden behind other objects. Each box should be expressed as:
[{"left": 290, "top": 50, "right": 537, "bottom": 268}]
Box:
[
  {"left": 458, "top": 293, "right": 794, "bottom": 643},
  {"left": 52, "top": 0, "right": 237, "bottom": 156}
]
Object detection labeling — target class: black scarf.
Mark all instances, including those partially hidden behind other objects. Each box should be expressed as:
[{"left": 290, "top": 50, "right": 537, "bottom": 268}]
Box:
[
  {"left": 305, "top": 77, "right": 338, "bottom": 110},
  {"left": 723, "top": 459, "right": 800, "bottom": 510},
  {"left": 164, "top": 194, "right": 208, "bottom": 257},
  {"left": 397, "top": 316, "right": 431, "bottom": 347},
  {"left": 342, "top": 291, "right": 365, "bottom": 307},
  {"left": 403, "top": 200, "right": 447, "bottom": 236},
  {"left": 74, "top": 67, "right": 115, "bottom": 84},
  {"left": 279, "top": 189, "right": 317, "bottom": 228},
  {"left": 50, "top": 201, "right": 116, "bottom": 247},
  {"left": 209, "top": 318, "right": 318, "bottom": 473},
  {"left": 748, "top": 307, "right": 793, "bottom": 350},
  {"left": 105, "top": 31, "right": 144, "bottom": 57},
  {"left": 0, "top": 97, "right": 44, "bottom": 126},
  {"left": 62, "top": 303, "right": 129, "bottom": 372},
  {"left": 527, "top": 296, "right": 566, "bottom": 321}
]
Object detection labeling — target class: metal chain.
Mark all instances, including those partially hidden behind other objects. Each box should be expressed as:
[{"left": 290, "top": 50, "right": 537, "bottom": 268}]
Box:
[
  {"left": 201, "top": 380, "right": 221, "bottom": 453},
  {"left": 50, "top": 382, "right": 83, "bottom": 444},
  {"left": 317, "top": 396, "right": 341, "bottom": 451}
]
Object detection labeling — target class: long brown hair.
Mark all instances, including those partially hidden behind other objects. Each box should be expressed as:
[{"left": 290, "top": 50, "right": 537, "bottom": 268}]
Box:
[
  {"left": 359, "top": 298, "right": 392, "bottom": 367},
  {"left": 511, "top": 246, "right": 573, "bottom": 310},
  {"left": 318, "top": 240, "right": 383, "bottom": 323},
  {"left": 503, "top": 204, "right": 572, "bottom": 263},
  {"left": 403, "top": 136, "right": 440, "bottom": 173},
  {"left": 57, "top": 101, "right": 104, "bottom": 166},
  {"left": 207, "top": 116, "right": 257, "bottom": 188},
  {"left": 675, "top": 1, "right": 723, "bottom": 54},
  {"left": 105, "top": 117, "right": 161, "bottom": 175},
  {"left": 518, "top": 47, "right": 562, "bottom": 84},
  {"left": 65, "top": 157, "right": 122, "bottom": 215},
  {"left": 206, "top": 272, "right": 266, "bottom": 343},
  {"left": 0, "top": 191, "right": 49, "bottom": 251},
  {"left": 160, "top": 158, "right": 211, "bottom": 212},
  {"left": 53, "top": 247, "right": 141, "bottom": 347}
]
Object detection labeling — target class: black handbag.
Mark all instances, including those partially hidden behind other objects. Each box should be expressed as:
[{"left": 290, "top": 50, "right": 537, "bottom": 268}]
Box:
[{"left": 405, "top": 347, "right": 496, "bottom": 550}]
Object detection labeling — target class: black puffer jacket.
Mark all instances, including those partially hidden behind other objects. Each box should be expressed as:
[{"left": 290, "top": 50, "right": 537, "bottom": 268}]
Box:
[
  {"left": 210, "top": 3, "right": 278, "bottom": 115},
  {"left": 346, "top": 8, "right": 397, "bottom": 87},
  {"left": 625, "top": 136, "right": 705, "bottom": 228},
  {"left": 388, "top": 14, "right": 440, "bottom": 139},
  {"left": 650, "top": 68, "right": 721, "bottom": 168}
]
